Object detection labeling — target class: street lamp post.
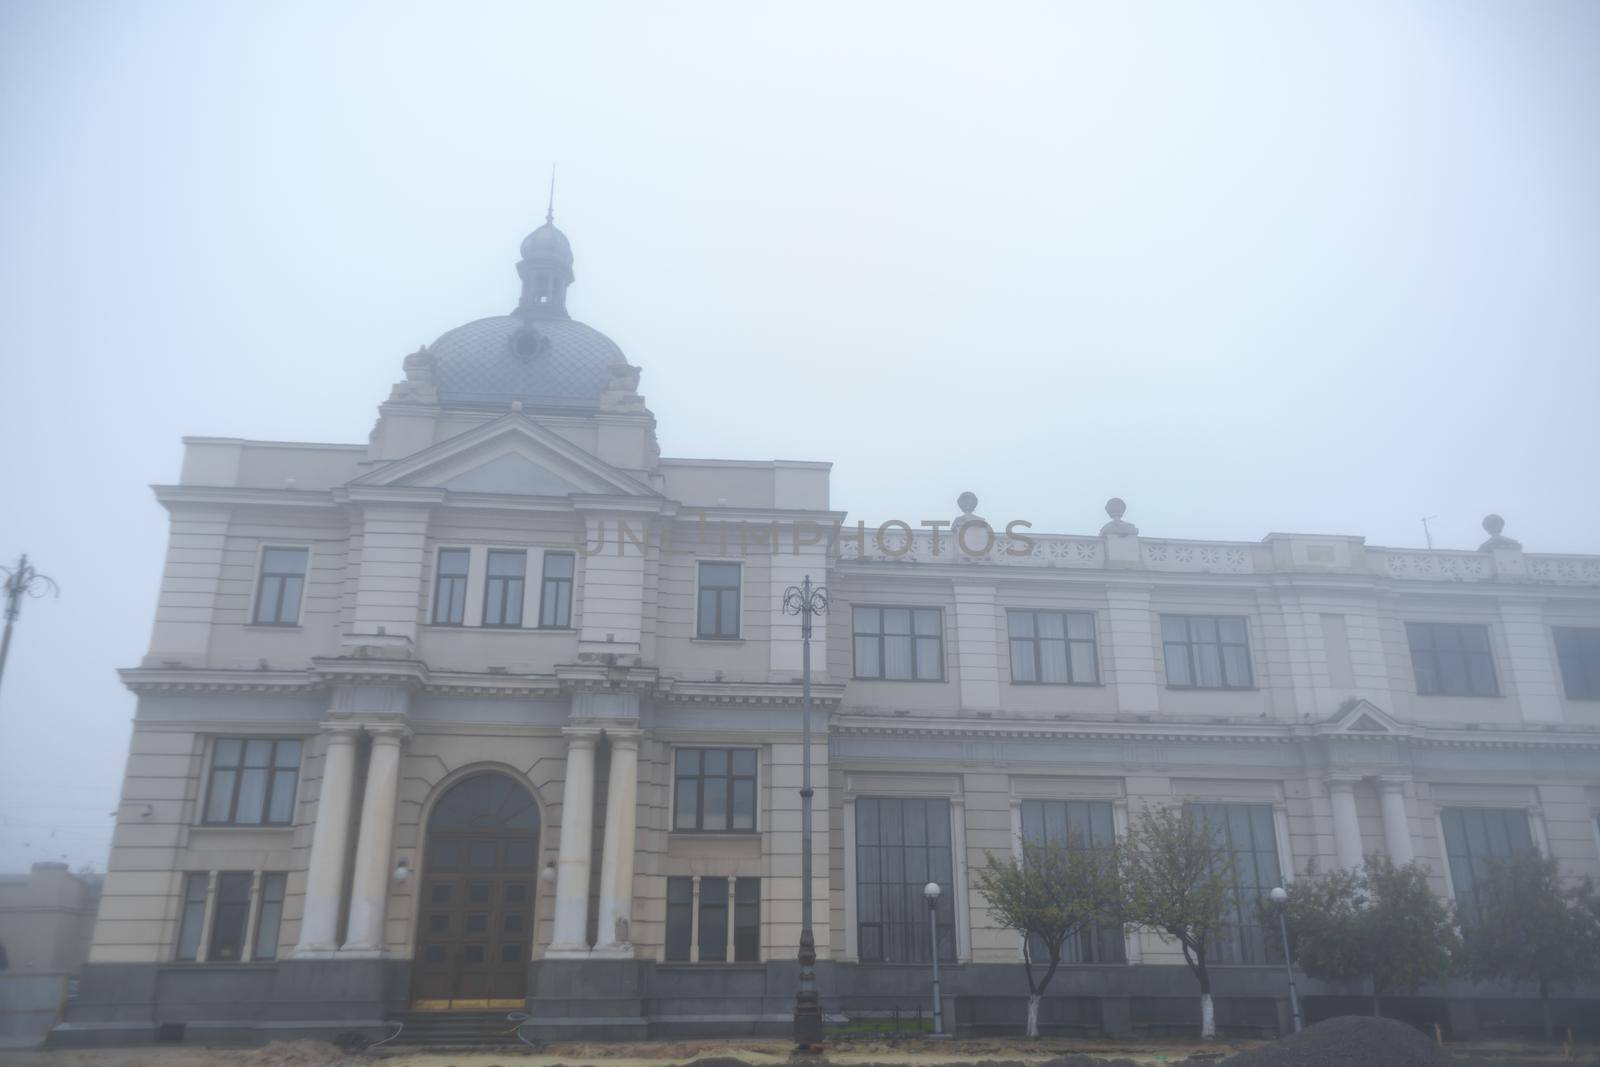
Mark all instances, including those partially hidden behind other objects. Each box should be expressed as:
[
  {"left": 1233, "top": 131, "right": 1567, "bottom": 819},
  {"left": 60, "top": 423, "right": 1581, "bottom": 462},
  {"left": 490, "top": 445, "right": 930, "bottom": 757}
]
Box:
[
  {"left": 782, "top": 575, "right": 828, "bottom": 1049},
  {"left": 923, "top": 881, "right": 944, "bottom": 1036},
  {"left": 1269, "top": 886, "right": 1303, "bottom": 1034},
  {"left": 0, "top": 554, "right": 59, "bottom": 698}
]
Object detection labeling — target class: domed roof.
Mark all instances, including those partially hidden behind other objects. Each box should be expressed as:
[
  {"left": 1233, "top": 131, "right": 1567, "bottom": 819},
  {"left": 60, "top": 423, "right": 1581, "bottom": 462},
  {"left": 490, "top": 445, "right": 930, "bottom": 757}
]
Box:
[
  {"left": 520, "top": 221, "right": 572, "bottom": 265},
  {"left": 430, "top": 314, "right": 625, "bottom": 410}
]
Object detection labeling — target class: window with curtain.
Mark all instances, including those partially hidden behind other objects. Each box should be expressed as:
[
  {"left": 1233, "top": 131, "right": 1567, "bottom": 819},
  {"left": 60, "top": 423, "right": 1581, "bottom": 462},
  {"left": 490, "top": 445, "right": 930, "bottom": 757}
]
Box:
[
  {"left": 1441, "top": 807, "right": 1534, "bottom": 927},
  {"left": 1406, "top": 622, "right": 1499, "bottom": 697},
  {"left": 431, "top": 548, "right": 469, "bottom": 625},
  {"left": 853, "top": 606, "right": 944, "bottom": 681},
  {"left": 1019, "top": 799, "right": 1124, "bottom": 962},
  {"left": 206, "top": 872, "right": 253, "bottom": 962},
  {"left": 855, "top": 797, "right": 956, "bottom": 963},
  {"left": 539, "top": 552, "right": 575, "bottom": 628},
  {"left": 1008, "top": 610, "right": 1099, "bottom": 684},
  {"left": 482, "top": 550, "right": 527, "bottom": 627},
  {"left": 203, "top": 739, "right": 301, "bottom": 825},
  {"left": 663, "top": 876, "right": 760, "bottom": 962},
  {"left": 1187, "top": 803, "right": 1283, "bottom": 964},
  {"left": 1553, "top": 627, "right": 1600, "bottom": 700},
  {"left": 252, "top": 547, "right": 308, "bottom": 625},
  {"left": 1162, "top": 615, "right": 1253, "bottom": 689}
]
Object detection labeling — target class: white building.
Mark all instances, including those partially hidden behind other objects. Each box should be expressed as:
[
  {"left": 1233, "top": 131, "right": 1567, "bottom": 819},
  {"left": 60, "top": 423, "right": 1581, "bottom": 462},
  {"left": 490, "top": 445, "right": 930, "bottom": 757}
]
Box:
[{"left": 56, "top": 216, "right": 1600, "bottom": 1045}]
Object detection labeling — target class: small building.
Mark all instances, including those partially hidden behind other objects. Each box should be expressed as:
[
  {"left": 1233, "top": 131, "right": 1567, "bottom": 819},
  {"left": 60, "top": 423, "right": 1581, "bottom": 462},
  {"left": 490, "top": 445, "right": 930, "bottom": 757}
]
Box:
[
  {"left": 1, "top": 862, "right": 102, "bottom": 1048},
  {"left": 53, "top": 215, "right": 1600, "bottom": 1046}
]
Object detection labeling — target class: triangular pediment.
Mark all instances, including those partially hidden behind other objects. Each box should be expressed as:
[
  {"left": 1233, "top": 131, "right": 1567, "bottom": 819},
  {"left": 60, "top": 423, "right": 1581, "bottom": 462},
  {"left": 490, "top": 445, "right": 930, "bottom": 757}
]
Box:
[
  {"left": 351, "top": 413, "right": 658, "bottom": 499},
  {"left": 1319, "top": 698, "right": 1407, "bottom": 736}
]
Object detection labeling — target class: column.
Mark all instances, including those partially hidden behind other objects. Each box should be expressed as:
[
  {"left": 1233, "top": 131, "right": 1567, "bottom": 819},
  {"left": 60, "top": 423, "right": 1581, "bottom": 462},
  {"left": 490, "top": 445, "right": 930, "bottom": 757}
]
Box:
[
  {"left": 548, "top": 729, "right": 599, "bottom": 956},
  {"left": 294, "top": 724, "right": 361, "bottom": 955},
  {"left": 1328, "top": 776, "right": 1363, "bottom": 870},
  {"left": 594, "top": 732, "right": 641, "bottom": 956},
  {"left": 343, "top": 724, "right": 408, "bottom": 954},
  {"left": 1377, "top": 778, "right": 1414, "bottom": 865}
]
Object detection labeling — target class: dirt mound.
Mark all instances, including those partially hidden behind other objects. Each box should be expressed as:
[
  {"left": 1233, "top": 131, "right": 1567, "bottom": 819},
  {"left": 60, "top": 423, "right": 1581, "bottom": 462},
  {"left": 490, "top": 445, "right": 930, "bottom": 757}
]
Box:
[
  {"left": 1220, "top": 1016, "right": 1451, "bottom": 1067},
  {"left": 245, "top": 1040, "right": 354, "bottom": 1067}
]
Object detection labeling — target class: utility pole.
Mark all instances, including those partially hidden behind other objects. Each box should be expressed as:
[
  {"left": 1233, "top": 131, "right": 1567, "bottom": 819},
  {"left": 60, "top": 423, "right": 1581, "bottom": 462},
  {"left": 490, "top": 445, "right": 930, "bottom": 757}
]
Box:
[{"left": 0, "top": 554, "right": 59, "bottom": 697}]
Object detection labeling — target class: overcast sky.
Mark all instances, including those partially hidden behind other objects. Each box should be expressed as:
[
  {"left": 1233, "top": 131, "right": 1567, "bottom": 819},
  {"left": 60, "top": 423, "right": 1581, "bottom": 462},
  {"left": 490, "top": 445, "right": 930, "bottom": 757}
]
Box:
[{"left": 1, "top": 1, "right": 1596, "bottom": 870}]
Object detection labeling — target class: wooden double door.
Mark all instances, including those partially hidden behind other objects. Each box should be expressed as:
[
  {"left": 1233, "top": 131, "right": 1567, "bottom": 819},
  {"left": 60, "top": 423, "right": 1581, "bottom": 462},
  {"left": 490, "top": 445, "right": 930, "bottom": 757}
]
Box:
[{"left": 410, "top": 773, "right": 540, "bottom": 1007}]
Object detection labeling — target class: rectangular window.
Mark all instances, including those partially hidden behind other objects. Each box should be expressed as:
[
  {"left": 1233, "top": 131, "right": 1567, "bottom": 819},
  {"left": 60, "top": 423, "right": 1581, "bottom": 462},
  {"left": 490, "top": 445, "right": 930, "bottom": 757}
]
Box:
[
  {"left": 203, "top": 738, "right": 302, "bottom": 826},
  {"left": 175, "top": 873, "right": 208, "bottom": 961},
  {"left": 855, "top": 797, "right": 956, "bottom": 963},
  {"left": 734, "top": 877, "right": 760, "bottom": 962},
  {"left": 1008, "top": 610, "right": 1098, "bottom": 685},
  {"left": 1554, "top": 627, "right": 1600, "bottom": 700},
  {"left": 665, "top": 876, "right": 693, "bottom": 961},
  {"left": 482, "top": 550, "right": 527, "bottom": 628},
  {"left": 253, "top": 873, "right": 286, "bottom": 960},
  {"left": 698, "top": 878, "right": 728, "bottom": 962},
  {"left": 1162, "top": 615, "right": 1253, "bottom": 689},
  {"left": 1441, "top": 807, "right": 1534, "bottom": 927},
  {"left": 538, "top": 552, "right": 575, "bottom": 628},
  {"left": 207, "top": 872, "right": 253, "bottom": 962},
  {"left": 431, "top": 548, "right": 470, "bottom": 625},
  {"left": 1188, "top": 803, "right": 1283, "bottom": 965},
  {"left": 1020, "top": 799, "right": 1123, "bottom": 963},
  {"left": 697, "top": 562, "right": 741, "bottom": 639},
  {"left": 673, "top": 748, "right": 757, "bottom": 832},
  {"left": 1406, "top": 622, "right": 1498, "bottom": 697},
  {"left": 853, "top": 606, "right": 944, "bottom": 681},
  {"left": 252, "top": 547, "right": 308, "bottom": 625}
]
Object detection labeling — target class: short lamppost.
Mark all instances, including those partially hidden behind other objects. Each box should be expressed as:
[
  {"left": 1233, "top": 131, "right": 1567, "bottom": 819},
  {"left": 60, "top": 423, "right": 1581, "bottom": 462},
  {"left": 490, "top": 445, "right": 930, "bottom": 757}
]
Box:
[
  {"left": 1269, "top": 886, "right": 1303, "bottom": 1033},
  {"left": 782, "top": 574, "right": 828, "bottom": 1049},
  {"left": 923, "top": 881, "right": 944, "bottom": 1036},
  {"left": 0, "top": 554, "right": 59, "bottom": 698}
]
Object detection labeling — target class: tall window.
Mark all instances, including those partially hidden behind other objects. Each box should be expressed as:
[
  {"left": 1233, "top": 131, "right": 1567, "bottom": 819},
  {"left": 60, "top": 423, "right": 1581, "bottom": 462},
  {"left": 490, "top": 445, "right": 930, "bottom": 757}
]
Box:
[
  {"left": 855, "top": 798, "right": 956, "bottom": 963},
  {"left": 1406, "top": 622, "right": 1498, "bottom": 697},
  {"left": 1009, "top": 610, "right": 1098, "bottom": 685},
  {"left": 697, "top": 562, "right": 741, "bottom": 639},
  {"left": 175, "top": 874, "right": 208, "bottom": 961},
  {"left": 1441, "top": 807, "right": 1534, "bottom": 926},
  {"left": 539, "top": 552, "right": 575, "bottom": 628},
  {"left": 1554, "top": 627, "right": 1600, "bottom": 700},
  {"left": 674, "top": 749, "right": 756, "bottom": 831},
  {"left": 482, "top": 550, "right": 526, "bottom": 627},
  {"left": 1188, "top": 803, "right": 1282, "bottom": 965},
  {"left": 203, "top": 739, "right": 302, "bottom": 826},
  {"left": 254, "top": 872, "right": 286, "bottom": 960},
  {"left": 664, "top": 877, "right": 760, "bottom": 962},
  {"left": 252, "top": 547, "right": 308, "bottom": 625},
  {"left": 431, "top": 548, "right": 469, "bottom": 625},
  {"left": 207, "top": 872, "right": 253, "bottom": 962},
  {"left": 1020, "top": 799, "right": 1123, "bottom": 962},
  {"left": 1162, "top": 615, "right": 1253, "bottom": 689},
  {"left": 853, "top": 606, "right": 944, "bottom": 681}
]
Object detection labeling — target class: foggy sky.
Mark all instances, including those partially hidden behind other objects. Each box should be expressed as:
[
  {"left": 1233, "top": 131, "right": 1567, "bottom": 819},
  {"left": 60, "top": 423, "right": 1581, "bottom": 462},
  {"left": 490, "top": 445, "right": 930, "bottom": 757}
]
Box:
[{"left": 1, "top": 0, "right": 1596, "bottom": 869}]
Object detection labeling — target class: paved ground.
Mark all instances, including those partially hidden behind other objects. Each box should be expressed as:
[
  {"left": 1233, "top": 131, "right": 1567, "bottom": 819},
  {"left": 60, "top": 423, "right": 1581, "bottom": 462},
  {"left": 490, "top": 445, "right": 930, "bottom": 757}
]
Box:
[{"left": 1, "top": 1034, "right": 1594, "bottom": 1067}]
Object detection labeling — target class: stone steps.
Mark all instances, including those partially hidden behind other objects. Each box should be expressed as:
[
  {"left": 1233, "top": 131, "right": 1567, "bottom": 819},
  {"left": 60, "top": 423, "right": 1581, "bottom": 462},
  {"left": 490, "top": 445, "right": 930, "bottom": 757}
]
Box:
[{"left": 389, "top": 1011, "right": 531, "bottom": 1047}]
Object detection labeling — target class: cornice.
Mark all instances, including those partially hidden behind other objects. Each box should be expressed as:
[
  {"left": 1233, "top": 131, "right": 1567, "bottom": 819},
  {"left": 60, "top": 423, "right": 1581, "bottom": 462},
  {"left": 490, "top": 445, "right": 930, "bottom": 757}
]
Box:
[
  {"left": 120, "top": 668, "right": 322, "bottom": 693},
  {"left": 152, "top": 485, "right": 339, "bottom": 511},
  {"left": 657, "top": 679, "right": 846, "bottom": 707}
]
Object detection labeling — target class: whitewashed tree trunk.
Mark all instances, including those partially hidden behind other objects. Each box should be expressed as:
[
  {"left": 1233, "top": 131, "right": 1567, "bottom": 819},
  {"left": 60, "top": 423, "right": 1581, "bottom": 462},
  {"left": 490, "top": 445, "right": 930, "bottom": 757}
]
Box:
[
  {"left": 1026, "top": 993, "right": 1041, "bottom": 1038},
  {"left": 1201, "top": 992, "right": 1216, "bottom": 1039}
]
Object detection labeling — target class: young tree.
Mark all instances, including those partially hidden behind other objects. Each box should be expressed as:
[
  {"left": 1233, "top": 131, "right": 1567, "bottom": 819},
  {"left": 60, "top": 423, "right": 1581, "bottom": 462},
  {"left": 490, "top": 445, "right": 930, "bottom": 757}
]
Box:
[
  {"left": 1459, "top": 851, "right": 1600, "bottom": 1040},
  {"left": 1283, "top": 854, "right": 1458, "bottom": 1018},
  {"left": 1118, "top": 805, "right": 1236, "bottom": 1039},
  {"left": 973, "top": 835, "right": 1123, "bottom": 1038}
]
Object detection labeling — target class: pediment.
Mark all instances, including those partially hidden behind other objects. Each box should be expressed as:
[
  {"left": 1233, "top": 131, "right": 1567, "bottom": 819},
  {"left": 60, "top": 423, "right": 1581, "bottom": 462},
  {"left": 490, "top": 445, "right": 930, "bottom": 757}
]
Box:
[
  {"left": 1320, "top": 698, "right": 1407, "bottom": 736},
  {"left": 351, "top": 413, "right": 658, "bottom": 499}
]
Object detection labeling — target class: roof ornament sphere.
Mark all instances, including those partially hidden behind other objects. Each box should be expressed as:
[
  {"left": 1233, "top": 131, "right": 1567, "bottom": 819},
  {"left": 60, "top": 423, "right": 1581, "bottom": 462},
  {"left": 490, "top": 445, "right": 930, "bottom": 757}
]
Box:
[
  {"left": 1479, "top": 512, "right": 1521, "bottom": 551},
  {"left": 1101, "top": 496, "right": 1138, "bottom": 536},
  {"left": 957, "top": 491, "right": 978, "bottom": 515}
]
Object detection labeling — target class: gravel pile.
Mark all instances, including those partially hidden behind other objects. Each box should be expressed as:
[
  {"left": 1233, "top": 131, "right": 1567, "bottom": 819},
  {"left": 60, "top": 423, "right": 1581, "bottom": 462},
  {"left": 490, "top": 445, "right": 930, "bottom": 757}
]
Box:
[{"left": 1219, "top": 1016, "right": 1452, "bottom": 1067}]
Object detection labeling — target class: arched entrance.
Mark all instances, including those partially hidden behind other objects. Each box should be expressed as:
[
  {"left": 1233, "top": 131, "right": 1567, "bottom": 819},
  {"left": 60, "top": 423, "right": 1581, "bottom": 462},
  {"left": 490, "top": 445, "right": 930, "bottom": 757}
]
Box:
[{"left": 411, "top": 772, "right": 540, "bottom": 1007}]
